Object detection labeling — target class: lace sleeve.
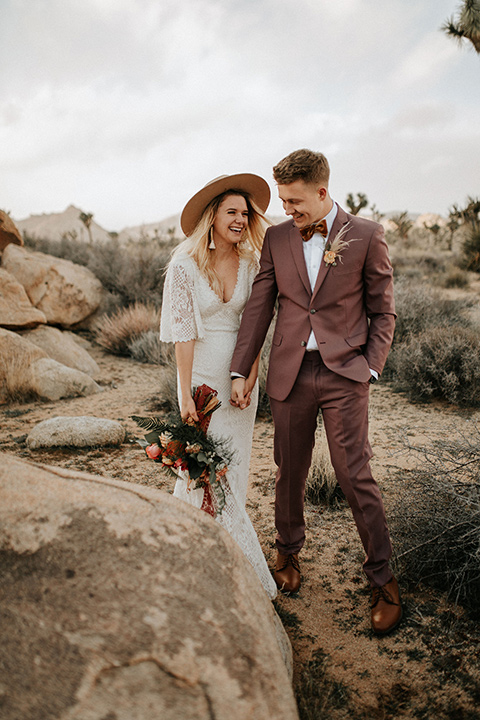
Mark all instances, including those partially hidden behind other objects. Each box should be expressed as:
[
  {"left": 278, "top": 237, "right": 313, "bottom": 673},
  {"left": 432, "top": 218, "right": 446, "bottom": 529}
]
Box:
[{"left": 160, "top": 260, "right": 205, "bottom": 343}]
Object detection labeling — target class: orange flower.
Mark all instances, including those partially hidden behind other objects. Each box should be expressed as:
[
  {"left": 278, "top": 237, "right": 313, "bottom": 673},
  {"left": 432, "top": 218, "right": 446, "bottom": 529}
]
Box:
[{"left": 324, "top": 250, "right": 337, "bottom": 265}]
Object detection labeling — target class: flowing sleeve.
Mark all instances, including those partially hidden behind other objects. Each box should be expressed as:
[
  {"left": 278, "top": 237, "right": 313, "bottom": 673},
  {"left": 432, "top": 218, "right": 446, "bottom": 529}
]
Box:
[{"left": 160, "top": 259, "right": 205, "bottom": 343}]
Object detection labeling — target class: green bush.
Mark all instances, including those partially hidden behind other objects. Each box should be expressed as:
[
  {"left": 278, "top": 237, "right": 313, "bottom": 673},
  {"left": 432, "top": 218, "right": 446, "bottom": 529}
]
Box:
[
  {"left": 389, "top": 325, "right": 480, "bottom": 406},
  {"left": 391, "top": 426, "right": 480, "bottom": 617}
]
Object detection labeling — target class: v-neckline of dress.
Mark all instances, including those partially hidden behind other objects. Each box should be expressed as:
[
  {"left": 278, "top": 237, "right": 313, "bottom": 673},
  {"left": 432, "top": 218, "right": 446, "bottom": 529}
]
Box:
[{"left": 198, "top": 256, "right": 243, "bottom": 305}]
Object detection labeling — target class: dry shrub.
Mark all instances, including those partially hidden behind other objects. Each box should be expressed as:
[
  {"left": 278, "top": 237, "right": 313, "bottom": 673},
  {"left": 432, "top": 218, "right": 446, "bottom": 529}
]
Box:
[
  {"left": 438, "top": 265, "right": 470, "bottom": 289},
  {"left": 127, "top": 331, "right": 174, "bottom": 365},
  {"left": 87, "top": 239, "right": 170, "bottom": 309},
  {"left": 146, "top": 355, "right": 178, "bottom": 414},
  {"left": 393, "top": 250, "right": 449, "bottom": 277},
  {"left": 389, "top": 325, "right": 480, "bottom": 407},
  {"left": 94, "top": 303, "right": 161, "bottom": 356},
  {"left": 392, "top": 277, "right": 472, "bottom": 347},
  {"left": 391, "top": 425, "right": 480, "bottom": 617},
  {"left": 296, "top": 648, "right": 351, "bottom": 719},
  {"left": 305, "top": 427, "right": 343, "bottom": 507},
  {"left": 0, "top": 352, "right": 39, "bottom": 404}
]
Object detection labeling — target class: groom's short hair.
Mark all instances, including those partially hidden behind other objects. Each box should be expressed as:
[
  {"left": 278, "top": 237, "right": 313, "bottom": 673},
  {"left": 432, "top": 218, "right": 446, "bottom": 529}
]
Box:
[{"left": 273, "top": 149, "right": 330, "bottom": 187}]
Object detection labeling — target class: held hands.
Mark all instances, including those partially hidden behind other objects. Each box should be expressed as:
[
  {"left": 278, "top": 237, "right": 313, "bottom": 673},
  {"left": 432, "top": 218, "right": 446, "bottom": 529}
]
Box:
[
  {"left": 230, "top": 377, "right": 251, "bottom": 410},
  {"left": 180, "top": 395, "right": 199, "bottom": 425}
]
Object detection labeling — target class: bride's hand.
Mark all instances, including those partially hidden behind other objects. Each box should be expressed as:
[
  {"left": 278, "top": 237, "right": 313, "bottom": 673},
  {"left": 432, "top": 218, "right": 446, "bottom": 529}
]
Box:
[
  {"left": 230, "top": 377, "right": 250, "bottom": 409},
  {"left": 180, "top": 395, "right": 199, "bottom": 424}
]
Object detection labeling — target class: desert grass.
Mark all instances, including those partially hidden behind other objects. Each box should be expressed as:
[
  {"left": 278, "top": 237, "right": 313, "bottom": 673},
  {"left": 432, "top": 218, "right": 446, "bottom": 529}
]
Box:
[
  {"left": 0, "top": 352, "right": 39, "bottom": 404},
  {"left": 305, "top": 427, "right": 344, "bottom": 507},
  {"left": 93, "top": 302, "right": 161, "bottom": 356}
]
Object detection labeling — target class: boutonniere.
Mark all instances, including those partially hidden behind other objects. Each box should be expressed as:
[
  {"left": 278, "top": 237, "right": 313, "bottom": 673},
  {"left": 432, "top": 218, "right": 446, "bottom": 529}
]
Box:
[{"left": 324, "top": 222, "right": 357, "bottom": 266}]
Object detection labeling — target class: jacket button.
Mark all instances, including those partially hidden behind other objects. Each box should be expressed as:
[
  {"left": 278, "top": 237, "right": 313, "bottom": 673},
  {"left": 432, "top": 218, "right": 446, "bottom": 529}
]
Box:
[
  {"left": 310, "top": 308, "right": 316, "bottom": 314},
  {"left": 301, "top": 341, "right": 307, "bottom": 347}
]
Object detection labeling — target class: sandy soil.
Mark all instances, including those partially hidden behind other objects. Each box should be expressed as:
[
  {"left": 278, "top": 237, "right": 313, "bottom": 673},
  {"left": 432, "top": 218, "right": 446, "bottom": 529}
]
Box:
[{"left": 2, "top": 343, "right": 480, "bottom": 719}]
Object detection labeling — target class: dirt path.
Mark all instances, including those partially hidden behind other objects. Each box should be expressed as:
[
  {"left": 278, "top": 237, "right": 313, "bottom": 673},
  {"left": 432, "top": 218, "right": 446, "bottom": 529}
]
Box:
[{"left": 2, "top": 343, "right": 480, "bottom": 719}]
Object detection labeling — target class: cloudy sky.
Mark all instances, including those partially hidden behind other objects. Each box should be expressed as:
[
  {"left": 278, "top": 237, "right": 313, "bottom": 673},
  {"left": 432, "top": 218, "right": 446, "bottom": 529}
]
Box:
[{"left": 1, "top": 0, "right": 479, "bottom": 231}]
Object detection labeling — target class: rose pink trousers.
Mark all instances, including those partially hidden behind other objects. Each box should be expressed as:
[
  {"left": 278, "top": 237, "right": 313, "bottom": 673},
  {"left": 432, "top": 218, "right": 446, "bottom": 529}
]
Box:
[{"left": 269, "top": 351, "right": 393, "bottom": 588}]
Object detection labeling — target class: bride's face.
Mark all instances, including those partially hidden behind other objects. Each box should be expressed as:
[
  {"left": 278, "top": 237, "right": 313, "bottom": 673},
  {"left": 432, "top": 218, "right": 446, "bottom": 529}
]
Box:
[{"left": 212, "top": 194, "right": 249, "bottom": 248}]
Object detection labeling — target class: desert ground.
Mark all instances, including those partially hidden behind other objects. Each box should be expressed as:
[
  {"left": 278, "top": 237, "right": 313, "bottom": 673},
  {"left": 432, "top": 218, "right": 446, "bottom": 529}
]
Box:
[{"left": 2, "top": 334, "right": 480, "bottom": 720}]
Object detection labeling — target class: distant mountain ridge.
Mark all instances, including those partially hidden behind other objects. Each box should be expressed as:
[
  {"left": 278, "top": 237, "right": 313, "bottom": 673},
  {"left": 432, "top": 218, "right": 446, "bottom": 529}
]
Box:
[{"left": 14, "top": 205, "right": 446, "bottom": 244}]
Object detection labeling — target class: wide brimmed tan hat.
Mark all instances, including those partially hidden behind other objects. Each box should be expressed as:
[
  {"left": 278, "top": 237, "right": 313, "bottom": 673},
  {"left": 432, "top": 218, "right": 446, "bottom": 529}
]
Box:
[{"left": 180, "top": 173, "right": 271, "bottom": 237}]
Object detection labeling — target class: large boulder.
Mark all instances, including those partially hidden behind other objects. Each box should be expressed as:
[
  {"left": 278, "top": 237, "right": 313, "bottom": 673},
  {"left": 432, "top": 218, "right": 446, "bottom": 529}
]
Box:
[
  {"left": 0, "top": 328, "right": 47, "bottom": 403},
  {"left": 26, "top": 416, "right": 125, "bottom": 448},
  {"left": 29, "top": 357, "right": 102, "bottom": 401},
  {"left": 0, "top": 329, "right": 102, "bottom": 403},
  {"left": 0, "top": 210, "right": 23, "bottom": 251},
  {"left": 0, "top": 268, "right": 47, "bottom": 329},
  {"left": 0, "top": 455, "right": 297, "bottom": 720},
  {"left": 1, "top": 244, "right": 103, "bottom": 327},
  {"left": 20, "top": 326, "right": 100, "bottom": 378}
]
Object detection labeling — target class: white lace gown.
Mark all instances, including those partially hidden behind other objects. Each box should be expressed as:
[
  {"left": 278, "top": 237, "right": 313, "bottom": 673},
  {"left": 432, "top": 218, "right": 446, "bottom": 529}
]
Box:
[{"left": 160, "top": 252, "right": 277, "bottom": 599}]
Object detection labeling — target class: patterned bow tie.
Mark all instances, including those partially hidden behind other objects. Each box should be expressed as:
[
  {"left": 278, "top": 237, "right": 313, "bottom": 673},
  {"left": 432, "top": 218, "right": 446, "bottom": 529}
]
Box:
[{"left": 299, "top": 219, "right": 328, "bottom": 242}]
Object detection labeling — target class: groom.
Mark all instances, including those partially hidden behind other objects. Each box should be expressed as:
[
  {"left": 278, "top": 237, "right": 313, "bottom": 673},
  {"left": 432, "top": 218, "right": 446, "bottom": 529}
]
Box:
[{"left": 230, "top": 149, "right": 402, "bottom": 635}]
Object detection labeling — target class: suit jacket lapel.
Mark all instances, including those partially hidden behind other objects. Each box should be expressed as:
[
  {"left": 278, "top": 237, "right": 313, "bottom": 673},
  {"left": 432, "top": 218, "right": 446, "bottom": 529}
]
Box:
[
  {"left": 311, "top": 205, "right": 350, "bottom": 300},
  {"left": 289, "top": 222, "right": 311, "bottom": 295}
]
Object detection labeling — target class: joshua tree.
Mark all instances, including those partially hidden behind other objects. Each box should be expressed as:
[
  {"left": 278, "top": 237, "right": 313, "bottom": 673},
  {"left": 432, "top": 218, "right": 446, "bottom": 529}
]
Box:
[
  {"left": 370, "top": 204, "right": 385, "bottom": 224},
  {"left": 442, "top": 0, "right": 480, "bottom": 53},
  {"left": 79, "top": 211, "right": 94, "bottom": 244},
  {"left": 390, "top": 211, "right": 413, "bottom": 240},
  {"left": 346, "top": 192, "right": 369, "bottom": 216},
  {"left": 449, "top": 196, "right": 480, "bottom": 271}
]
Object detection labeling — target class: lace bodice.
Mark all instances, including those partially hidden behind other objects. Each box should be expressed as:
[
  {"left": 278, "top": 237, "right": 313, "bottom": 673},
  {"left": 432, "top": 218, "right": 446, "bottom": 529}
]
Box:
[{"left": 160, "top": 253, "right": 257, "bottom": 344}]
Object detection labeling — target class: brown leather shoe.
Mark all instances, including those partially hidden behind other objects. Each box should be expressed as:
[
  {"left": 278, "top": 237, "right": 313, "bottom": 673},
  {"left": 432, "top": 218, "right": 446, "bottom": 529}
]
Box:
[
  {"left": 371, "top": 576, "right": 403, "bottom": 635},
  {"left": 273, "top": 552, "right": 301, "bottom": 593}
]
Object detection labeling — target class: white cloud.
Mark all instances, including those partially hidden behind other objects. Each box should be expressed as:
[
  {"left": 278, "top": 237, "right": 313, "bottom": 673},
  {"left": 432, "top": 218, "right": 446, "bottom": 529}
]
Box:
[
  {"left": 0, "top": 0, "right": 478, "bottom": 228},
  {"left": 393, "top": 31, "right": 459, "bottom": 88}
]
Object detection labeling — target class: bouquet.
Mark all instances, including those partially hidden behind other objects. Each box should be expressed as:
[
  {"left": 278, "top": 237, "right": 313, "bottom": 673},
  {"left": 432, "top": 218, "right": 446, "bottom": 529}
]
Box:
[{"left": 131, "top": 384, "right": 233, "bottom": 518}]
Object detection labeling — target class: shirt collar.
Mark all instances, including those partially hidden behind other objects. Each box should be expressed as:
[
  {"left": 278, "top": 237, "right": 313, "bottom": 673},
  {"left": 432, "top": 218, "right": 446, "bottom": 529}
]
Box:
[{"left": 321, "top": 201, "right": 338, "bottom": 235}]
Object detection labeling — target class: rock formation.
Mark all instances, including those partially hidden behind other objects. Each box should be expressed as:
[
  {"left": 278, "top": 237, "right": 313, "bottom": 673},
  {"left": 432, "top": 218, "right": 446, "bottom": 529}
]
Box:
[
  {"left": 26, "top": 416, "right": 125, "bottom": 448},
  {"left": 2, "top": 244, "right": 103, "bottom": 326},
  {"left": 0, "top": 210, "right": 23, "bottom": 251},
  {"left": 0, "top": 268, "right": 47, "bottom": 329},
  {"left": 0, "top": 329, "right": 102, "bottom": 403},
  {"left": 0, "top": 454, "right": 298, "bottom": 720},
  {"left": 20, "top": 325, "right": 100, "bottom": 378}
]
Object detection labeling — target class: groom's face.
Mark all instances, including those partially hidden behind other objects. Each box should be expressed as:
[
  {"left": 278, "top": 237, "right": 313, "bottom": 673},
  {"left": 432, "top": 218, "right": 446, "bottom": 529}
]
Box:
[{"left": 277, "top": 179, "right": 329, "bottom": 229}]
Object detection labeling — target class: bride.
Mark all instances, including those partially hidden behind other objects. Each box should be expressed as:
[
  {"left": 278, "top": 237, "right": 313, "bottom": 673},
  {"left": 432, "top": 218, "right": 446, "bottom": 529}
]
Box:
[{"left": 160, "top": 173, "right": 277, "bottom": 599}]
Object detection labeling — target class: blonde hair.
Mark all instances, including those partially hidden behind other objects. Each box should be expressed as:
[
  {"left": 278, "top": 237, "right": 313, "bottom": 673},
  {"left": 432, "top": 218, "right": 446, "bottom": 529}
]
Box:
[
  {"left": 170, "top": 191, "right": 270, "bottom": 298},
  {"left": 273, "top": 149, "right": 330, "bottom": 187}
]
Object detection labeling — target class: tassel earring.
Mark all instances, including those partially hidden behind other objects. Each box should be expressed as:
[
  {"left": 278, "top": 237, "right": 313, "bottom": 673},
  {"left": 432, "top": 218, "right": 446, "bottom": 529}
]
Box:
[{"left": 208, "top": 227, "right": 216, "bottom": 250}]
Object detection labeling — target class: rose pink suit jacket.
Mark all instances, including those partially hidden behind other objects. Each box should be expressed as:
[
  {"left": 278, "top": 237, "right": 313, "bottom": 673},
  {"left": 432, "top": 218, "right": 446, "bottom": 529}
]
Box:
[{"left": 231, "top": 204, "right": 396, "bottom": 397}]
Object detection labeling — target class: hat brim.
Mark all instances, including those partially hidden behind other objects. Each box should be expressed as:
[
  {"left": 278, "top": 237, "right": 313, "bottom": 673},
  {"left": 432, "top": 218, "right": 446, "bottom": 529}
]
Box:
[{"left": 180, "top": 173, "right": 271, "bottom": 237}]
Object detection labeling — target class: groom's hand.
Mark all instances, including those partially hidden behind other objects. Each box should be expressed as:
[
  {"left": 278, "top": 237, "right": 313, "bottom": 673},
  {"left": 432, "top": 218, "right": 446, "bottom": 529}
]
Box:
[{"left": 230, "top": 377, "right": 249, "bottom": 409}]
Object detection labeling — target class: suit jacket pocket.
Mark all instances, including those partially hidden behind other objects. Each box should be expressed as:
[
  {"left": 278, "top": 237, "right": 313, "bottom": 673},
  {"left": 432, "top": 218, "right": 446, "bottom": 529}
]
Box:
[{"left": 345, "top": 331, "right": 368, "bottom": 349}]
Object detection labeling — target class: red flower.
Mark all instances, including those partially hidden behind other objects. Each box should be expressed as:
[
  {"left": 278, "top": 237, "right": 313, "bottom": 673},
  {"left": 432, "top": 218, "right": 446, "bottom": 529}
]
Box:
[{"left": 145, "top": 443, "right": 162, "bottom": 459}]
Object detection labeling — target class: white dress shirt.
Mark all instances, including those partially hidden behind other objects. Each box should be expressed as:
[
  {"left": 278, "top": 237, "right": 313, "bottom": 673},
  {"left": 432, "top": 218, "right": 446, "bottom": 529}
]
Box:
[{"left": 304, "top": 202, "right": 338, "bottom": 351}]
